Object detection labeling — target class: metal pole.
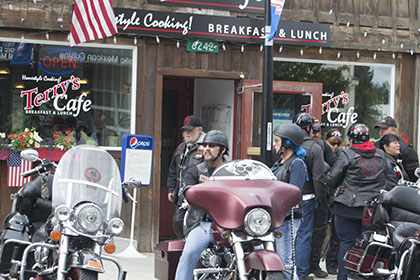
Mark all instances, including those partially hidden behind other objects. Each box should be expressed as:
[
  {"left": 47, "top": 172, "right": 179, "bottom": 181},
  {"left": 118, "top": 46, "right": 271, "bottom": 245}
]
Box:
[{"left": 261, "top": 0, "right": 273, "bottom": 165}]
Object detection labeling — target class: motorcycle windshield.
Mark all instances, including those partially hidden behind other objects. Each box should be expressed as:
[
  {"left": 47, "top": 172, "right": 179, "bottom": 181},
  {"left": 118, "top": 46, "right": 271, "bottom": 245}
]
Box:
[{"left": 52, "top": 145, "right": 122, "bottom": 220}]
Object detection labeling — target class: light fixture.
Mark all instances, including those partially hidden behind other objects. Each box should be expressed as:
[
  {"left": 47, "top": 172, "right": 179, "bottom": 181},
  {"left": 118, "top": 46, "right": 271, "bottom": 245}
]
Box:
[
  {"left": 337, "top": 51, "right": 341, "bottom": 58},
  {"left": 67, "top": 33, "right": 70, "bottom": 41},
  {"left": 279, "top": 45, "right": 283, "bottom": 53},
  {"left": 8, "top": 2, "right": 12, "bottom": 10},
  {"left": 346, "top": 21, "right": 350, "bottom": 27},
  {"left": 241, "top": 44, "right": 244, "bottom": 53},
  {"left": 134, "top": 37, "right": 137, "bottom": 45},
  {"left": 79, "top": 78, "right": 88, "bottom": 85},
  {"left": 381, "top": 37, "right": 386, "bottom": 45},
  {"left": 373, "top": 52, "right": 377, "bottom": 60},
  {"left": 14, "top": 83, "right": 25, "bottom": 89},
  {"left": 260, "top": 44, "right": 263, "bottom": 52},
  {"left": 300, "top": 48, "right": 304, "bottom": 56},
  {"left": 155, "top": 36, "right": 160, "bottom": 44},
  {"left": 46, "top": 33, "right": 49, "bottom": 40},
  {"left": 392, "top": 52, "right": 396, "bottom": 59},
  {"left": 319, "top": 47, "right": 322, "bottom": 54},
  {"left": 222, "top": 43, "right": 226, "bottom": 51},
  {"left": 113, "top": 36, "right": 117, "bottom": 44},
  {"left": 33, "top": 0, "right": 37, "bottom": 3},
  {"left": 176, "top": 40, "right": 180, "bottom": 48},
  {"left": 400, "top": 42, "right": 404, "bottom": 49},
  {"left": 21, "top": 34, "right": 24, "bottom": 40},
  {"left": 363, "top": 30, "right": 368, "bottom": 37},
  {"left": 356, "top": 51, "right": 360, "bottom": 59},
  {"left": 0, "top": 68, "right": 11, "bottom": 75},
  {"left": 410, "top": 49, "right": 414, "bottom": 55},
  {"left": 57, "top": 11, "right": 63, "bottom": 22},
  {"left": 329, "top": 8, "right": 334, "bottom": 15},
  {"left": 80, "top": 90, "right": 91, "bottom": 95}
]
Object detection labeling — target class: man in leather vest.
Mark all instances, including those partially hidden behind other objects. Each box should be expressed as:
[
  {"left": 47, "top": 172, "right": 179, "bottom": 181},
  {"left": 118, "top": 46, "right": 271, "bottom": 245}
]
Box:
[
  {"left": 167, "top": 115, "right": 205, "bottom": 239},
  {"left": 328, "top": 123, "right": 387, "bottom": 280},
  {"left": 293, "top": 113, "right": 327, "bottom": 280},
  {"left": 175, "top": 130, "right": 229, "bottom": 280},
  {"left": 374, "top": 116, "right": 419, "bottom": 182}
]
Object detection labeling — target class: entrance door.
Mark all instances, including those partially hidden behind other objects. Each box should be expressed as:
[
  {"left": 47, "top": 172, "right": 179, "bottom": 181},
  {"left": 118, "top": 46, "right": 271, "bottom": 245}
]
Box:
[
  {"left": 159, "top": 77, "right": 194, "bottom": 239},
  {"left": 239, "top": 80, "right": 323, "bottom": 160}
]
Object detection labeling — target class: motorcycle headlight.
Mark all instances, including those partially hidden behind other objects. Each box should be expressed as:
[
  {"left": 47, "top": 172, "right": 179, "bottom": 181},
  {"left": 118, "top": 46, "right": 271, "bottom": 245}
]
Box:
[
  {"left": 75, "top": 203, "right": 104, "bottom": 233},
  {"left": 244, "top": 208, "right": 271, "bottom": 236},
  {"left": 108, "top": 218, "right": 124, "bottom": 235},
  {"left": 55, "top": 205, "right": 71, "bottom": 222}
]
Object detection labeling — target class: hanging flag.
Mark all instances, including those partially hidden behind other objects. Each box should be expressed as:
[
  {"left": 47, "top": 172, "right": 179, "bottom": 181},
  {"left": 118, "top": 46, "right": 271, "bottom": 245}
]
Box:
[
  {"left": 70, "top": 0, "right": 118, "bottom": 47},
  {"left": 7, "top": 151, "right": 33, "bottom": 187},
  {"left": 268, "top": 0, "right": 286, "bottom": 41},
  {"left": 10, "top": 43, "right": 33, "bottom": 66}
]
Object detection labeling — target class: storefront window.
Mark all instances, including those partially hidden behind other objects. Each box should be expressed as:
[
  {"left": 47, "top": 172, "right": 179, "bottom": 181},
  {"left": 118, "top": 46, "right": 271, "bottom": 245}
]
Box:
[
  {"left": 273, "top": 60, "right": 393, "bottom": 142},
  {"left": 0, "top": 41, "right": 134, "bottom": 147}
]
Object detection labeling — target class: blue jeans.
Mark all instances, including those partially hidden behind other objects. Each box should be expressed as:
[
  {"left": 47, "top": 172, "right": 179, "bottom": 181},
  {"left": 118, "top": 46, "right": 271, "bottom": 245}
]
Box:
[
  {"left": 334, "top": 215, "right": 369, "bottom": 280},
  {"left": 175, "top": 222, "right": 212, "bottom": 280},
  {"left": 275, "top": 218, "right": 302, "bottom": 280},
  {"left": 296, "top": 198, "right": 316, "bottom": 279}
]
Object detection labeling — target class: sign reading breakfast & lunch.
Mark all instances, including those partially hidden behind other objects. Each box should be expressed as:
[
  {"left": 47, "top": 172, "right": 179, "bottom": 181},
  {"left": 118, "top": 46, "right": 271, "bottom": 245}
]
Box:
[{"left": 115, "top": 8, "right": 330, "bottom": 47}]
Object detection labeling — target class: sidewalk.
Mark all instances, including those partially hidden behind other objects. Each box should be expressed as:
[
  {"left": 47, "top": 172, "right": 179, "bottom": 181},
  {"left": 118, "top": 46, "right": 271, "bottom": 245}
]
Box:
[{"left": 99, "top": 237, "right": 337, "bottom": 280}]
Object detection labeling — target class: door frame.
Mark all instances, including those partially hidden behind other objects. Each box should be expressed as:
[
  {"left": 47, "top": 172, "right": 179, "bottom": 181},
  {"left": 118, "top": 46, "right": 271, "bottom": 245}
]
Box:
[
  {"left": 239, "top": 79, "right": 323, "bottom": 159},
  {"left": 152, "top": 68, "right": 243, "bottom": 244}
]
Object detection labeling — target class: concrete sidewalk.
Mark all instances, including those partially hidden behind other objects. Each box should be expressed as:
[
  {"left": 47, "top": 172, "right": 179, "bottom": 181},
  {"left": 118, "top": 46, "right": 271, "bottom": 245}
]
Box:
[{"left": 99, "top": 238, "right": 337, "bottom": 280}]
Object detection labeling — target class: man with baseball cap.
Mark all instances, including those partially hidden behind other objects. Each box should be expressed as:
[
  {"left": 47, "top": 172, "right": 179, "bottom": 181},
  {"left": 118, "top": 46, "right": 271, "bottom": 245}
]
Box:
[
  {"left": 167, "top": 115, "right": 206, "bottom": 239},
  {"left": 374, "top": 116, "right": 419, "bottom": 182}
]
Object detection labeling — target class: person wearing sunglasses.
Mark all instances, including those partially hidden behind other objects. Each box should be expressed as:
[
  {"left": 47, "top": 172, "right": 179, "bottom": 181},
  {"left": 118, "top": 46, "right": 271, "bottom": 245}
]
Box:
[
  {"left": 175, "top": 130, "right": 229, "bottom": 280},
  {"left": 325, "top": 129, "right": 344, "bottom": 156}
]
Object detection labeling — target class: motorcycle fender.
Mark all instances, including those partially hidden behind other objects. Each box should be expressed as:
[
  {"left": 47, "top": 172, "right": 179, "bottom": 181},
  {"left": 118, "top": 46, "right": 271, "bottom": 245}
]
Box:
[
  {"left": 245, "top": 249, "right": 285, "bottom": 271},
  {"left": 71, "top": 250, "right": 105, "bottom": 273}
]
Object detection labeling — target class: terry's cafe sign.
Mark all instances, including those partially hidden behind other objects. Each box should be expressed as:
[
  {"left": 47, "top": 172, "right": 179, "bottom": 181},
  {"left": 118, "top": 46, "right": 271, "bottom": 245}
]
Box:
[
  {"left": 115, "top": 8, "right": 330, "bottom": 47},
  {"left": 146, "top": 0, "right": 265, "bottom": 13}
]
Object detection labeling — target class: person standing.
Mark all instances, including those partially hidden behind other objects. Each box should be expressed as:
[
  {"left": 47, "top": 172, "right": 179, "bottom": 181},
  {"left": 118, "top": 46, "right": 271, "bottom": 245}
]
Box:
[
  {"left": 167, "top": 115, "right": 205, "bottom": 239},
  {"left": 328, "top": 123, "right": 387, "bottom": 280},
  {"left": 272, "top": 123, "right": 307, "bottom": 280},
  {"left": 174, "top": 130, "right": 229, "bottom": 280},
  {"left": 293, "top": 113, "right": 327, "bottom": 280},
  {"left": 374, "top": 116, "right": 419, "bottom": 182}
]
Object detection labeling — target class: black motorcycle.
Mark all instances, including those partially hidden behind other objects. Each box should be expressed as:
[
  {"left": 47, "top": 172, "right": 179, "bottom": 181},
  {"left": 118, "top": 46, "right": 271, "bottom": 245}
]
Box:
[{"left": 343, "top": 179, "right": 420, "bottom": 280}]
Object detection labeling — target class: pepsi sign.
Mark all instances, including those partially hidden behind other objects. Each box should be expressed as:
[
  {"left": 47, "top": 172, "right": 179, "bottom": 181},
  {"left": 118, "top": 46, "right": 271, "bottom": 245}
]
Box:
[{"left": 121, "top": 134, "right": 154, "bottom": 185}]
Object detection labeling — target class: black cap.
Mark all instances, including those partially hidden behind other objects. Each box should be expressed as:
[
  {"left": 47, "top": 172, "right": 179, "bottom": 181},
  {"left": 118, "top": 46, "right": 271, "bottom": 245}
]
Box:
[
  {"left": 374, "top": 116, "right": 397, "bottom": 129},
  {"left": 181, "top": 115, "right": 202, "bottom": 130}
]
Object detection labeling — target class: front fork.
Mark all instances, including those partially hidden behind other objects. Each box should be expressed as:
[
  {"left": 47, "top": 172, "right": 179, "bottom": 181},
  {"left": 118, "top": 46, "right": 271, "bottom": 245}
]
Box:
[{"left": 56, "top": 235, "right": 70, "bottom": 280}]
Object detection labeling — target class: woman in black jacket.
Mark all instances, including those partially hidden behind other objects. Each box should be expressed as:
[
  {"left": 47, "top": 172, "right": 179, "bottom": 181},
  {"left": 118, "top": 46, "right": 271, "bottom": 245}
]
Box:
[{"left": 379, "top": 134, "right": 408, "bottom": 189}]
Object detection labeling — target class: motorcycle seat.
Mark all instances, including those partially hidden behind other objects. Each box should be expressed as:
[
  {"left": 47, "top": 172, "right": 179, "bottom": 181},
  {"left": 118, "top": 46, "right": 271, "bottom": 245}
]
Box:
[
  {"left": 392, "top": 222, "right": 420, "bottom": 248},
  {"left": 381, "top": 186, "right": 420, "bottom": 216}
]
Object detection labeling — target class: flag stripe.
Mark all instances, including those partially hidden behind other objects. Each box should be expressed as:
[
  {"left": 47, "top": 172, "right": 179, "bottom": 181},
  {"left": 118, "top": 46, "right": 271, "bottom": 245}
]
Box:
[
  {"left": 70, "top": 0, "right": 118, "bottom": 47},
  {"left": 7, "top": 160, "right": 32, "bottom": 187}
]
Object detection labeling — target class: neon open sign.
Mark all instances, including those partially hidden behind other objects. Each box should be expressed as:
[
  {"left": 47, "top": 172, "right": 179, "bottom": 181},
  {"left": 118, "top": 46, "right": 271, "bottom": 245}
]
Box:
[{"left": 39, "top": 49, "right": 82, "bottom": 75}]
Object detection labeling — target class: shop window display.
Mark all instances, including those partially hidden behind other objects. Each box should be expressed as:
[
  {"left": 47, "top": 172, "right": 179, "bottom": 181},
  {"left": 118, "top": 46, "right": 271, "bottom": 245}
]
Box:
[
  {"left": 272, "top": 60, "right": 393, "bottom": 143},
  {"left": 0, "top": 41, "right": 134, "bottom": 148}
]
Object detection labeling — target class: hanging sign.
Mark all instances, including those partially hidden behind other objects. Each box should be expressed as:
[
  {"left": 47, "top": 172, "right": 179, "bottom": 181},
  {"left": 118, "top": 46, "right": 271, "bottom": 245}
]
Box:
[
  {"left": 115, "top": 8, "right": 330, "bottom": 47},
  {"left": 146, "top": 0, "right": 265, "bottom": 14},
  {"left": 186, "top": 39, "right": 219, "bottom": 53},
  {"left": 120, "top": 134, "right": 154, "bottom": 185}
]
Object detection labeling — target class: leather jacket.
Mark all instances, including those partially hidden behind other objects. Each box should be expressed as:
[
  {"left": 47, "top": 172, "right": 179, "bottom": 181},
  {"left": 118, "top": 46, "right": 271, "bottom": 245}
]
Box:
[
  {"left": 328, "top": 144, "right": 387, "bottom": 209},
  {"left": 167, "top": 132, "right": 205, "bottom": 205}
]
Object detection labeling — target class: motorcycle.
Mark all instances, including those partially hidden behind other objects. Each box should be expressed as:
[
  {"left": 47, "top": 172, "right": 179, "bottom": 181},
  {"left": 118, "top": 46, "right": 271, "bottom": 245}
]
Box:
[
  {"left": 0, "top": 145, "right": 130, "bottom": 280},
  {"left": 155, "top": 159, "right": 302, "bottom": 280},
  {"left": 343, "top": 178, "right": 420, "bottom": 280}
]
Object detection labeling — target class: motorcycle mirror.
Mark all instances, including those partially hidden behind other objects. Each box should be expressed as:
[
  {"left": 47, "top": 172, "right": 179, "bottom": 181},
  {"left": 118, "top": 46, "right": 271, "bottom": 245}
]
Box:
[{"left": 20, "top": 149, "right": 39, "bottom": 162}]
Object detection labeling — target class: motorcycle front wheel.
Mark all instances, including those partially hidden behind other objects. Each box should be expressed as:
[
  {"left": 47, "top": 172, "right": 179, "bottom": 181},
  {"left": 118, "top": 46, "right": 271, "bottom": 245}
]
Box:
[{"left": 78, "top": 269, "right": 98, "bottom": 280}]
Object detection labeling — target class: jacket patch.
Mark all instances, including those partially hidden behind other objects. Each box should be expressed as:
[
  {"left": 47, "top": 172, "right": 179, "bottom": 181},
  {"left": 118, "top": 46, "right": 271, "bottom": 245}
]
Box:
[{"left": 199, "top": 174, "right": 209, "bottom": 183}]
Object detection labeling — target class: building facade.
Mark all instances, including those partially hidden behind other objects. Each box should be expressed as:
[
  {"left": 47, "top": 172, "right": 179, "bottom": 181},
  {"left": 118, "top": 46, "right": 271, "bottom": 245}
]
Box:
[{"left": 0, "top": 0, "right": 418, "bottom": 251}]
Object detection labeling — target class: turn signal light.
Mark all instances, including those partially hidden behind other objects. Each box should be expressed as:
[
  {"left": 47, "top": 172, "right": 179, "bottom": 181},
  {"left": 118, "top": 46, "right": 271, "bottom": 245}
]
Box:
[
  {"left": 104, "top": 242, "right": 116, "bottom": 254},
  {"left": 221, "top": 231, "right": 230, "bottom": 240},
  {"left": 274, "top": 231, "right": 282, "bottom": 238},
  {"left": 50, "top": 230, "right": 62, "bottom": 241}
]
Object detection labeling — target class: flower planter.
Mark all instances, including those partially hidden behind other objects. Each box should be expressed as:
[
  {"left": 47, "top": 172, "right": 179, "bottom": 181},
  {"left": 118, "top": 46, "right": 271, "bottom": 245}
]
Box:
[{"left": 0, "top": 148, "right": 68, "bottom": 162}]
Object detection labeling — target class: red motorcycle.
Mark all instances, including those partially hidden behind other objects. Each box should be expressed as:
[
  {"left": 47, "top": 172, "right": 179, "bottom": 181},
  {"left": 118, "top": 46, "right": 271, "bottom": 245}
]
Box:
[{"left": 155, "top": 160, "right": 301, "bottom": 280}]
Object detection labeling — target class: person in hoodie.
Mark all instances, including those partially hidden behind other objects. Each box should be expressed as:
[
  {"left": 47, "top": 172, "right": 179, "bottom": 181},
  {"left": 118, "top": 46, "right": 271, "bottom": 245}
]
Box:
[{"left": 327, "top": 123, "right": 387, "bottom": 280}]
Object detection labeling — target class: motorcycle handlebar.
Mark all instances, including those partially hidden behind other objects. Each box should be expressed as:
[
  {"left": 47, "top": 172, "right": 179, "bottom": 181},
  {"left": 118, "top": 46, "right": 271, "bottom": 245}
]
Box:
[{"left": 20, "top": 158, "right": 55, "bottom": 178}]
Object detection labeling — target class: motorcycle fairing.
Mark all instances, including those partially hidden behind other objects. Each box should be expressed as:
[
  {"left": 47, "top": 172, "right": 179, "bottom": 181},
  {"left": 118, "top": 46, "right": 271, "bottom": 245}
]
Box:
[
  {"left": 71, "top": 250, "right": 105, "bottom": 273},
  {"left": 245, "top": 249, "right": 285, "bottom": 271},
  {"left": 185, "top": 179, "right": 301, "bottom": 229}
]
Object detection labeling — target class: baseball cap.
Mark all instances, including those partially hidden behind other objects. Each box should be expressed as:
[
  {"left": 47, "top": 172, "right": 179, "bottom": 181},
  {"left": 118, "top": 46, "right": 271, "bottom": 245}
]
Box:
[
  {"left": 181, "top": 115, "right": 202, "bottom": 130},
  {"left": 374, "top": 116, "right": 397, "bottom": 129}
]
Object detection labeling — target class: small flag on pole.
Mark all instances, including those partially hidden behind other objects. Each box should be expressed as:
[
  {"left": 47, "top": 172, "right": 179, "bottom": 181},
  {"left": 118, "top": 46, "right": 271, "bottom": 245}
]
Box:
[
  {"left": 70, "top": 0, "right": 118, "bottom": 47},
  {"left": 268, "top": 0, "right": 286, "bottom": 41},
  {"left": 7, "top": 151, "right": 32, "bottom": 187}
]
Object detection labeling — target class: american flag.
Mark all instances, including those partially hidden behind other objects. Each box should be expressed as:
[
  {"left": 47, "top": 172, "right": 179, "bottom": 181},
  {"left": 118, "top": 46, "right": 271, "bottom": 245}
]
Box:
[
  {"left": 70, "top": 0, "right": 118, "bottom": 47},
  {"left": 7, "top": 151, "right": 32, "bottom": 187}
]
